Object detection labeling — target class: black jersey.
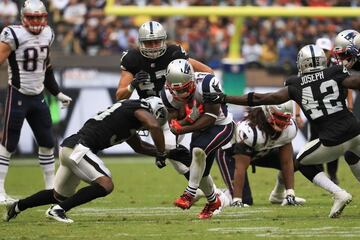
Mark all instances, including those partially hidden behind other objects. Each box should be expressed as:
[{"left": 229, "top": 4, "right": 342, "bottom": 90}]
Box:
[
  {"left": 61, "top": 99, "right": 151, "bottom": 153},
  {"left": 286, "top": 65, "right": 360, "bottom": 146},
  {"left": 120, "top": 44, "right": 188, "bottom": 98}
]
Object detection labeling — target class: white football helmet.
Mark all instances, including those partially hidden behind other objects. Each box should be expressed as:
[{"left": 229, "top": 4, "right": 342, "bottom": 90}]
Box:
[
  {"left": 144, "top": 96, "right": 168, "bottom": 126},
  {"left": 333, "top": 29, "right": 360, "bottom": 68},
  {"left": 138, "top": 21, "right": 167, "bottom": 59},
  {"left": 261, "top": 101, "right": 293, "bottom": 132},
  {"left": 165, "top": 59, "right": 195, "bottom": 100},
  {"left": 297, "top": 44, "right": 327, "bottom": 75},
  {"left": 21, "top": 0, "right": 48, "bottom": 35}
]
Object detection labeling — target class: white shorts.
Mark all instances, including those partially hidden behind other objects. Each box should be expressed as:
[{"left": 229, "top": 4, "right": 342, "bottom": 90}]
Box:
[
  {"left": 297, "top": 134, "right": 360, "bottom": 165},
  {"left": 54, "top": 146, "right": 111, "bottom": 197}
]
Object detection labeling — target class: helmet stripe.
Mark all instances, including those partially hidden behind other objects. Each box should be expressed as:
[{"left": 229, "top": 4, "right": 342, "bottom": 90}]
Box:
[
  {"left": 309, "top": 45, "right": 316, "bottom": 68},
  {"left": 149, "top": 21, "right": 153, "bottom": 34}
]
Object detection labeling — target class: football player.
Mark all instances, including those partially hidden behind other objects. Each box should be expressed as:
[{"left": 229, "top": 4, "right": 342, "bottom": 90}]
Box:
[
  {"left": 203, "top": 44, "right": 360, "bottom": 218},
  {"left": 0, "top": 0, "right": 72, "bottom": 203},
  {"left": 161, "top": 59, "right": 234, "bottom": 219},
  {"left": 115, "top": 21, "right": 248, "bottom": 202},
  {"left": 230, "top": 102, "right": 305, "bottom": 207},
  {"left": 4, "top": 97, "right": 170, "bottom": 223}
]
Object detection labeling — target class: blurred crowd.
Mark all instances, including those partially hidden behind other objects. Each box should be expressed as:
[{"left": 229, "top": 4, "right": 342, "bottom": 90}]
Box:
[{"left": 1, "top": 0, "right": 360, "bottom": 73}]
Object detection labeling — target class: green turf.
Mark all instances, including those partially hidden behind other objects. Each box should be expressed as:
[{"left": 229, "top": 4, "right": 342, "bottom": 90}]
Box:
[{"left": 1, "top": 156, "right": 359, "bottom": 240}]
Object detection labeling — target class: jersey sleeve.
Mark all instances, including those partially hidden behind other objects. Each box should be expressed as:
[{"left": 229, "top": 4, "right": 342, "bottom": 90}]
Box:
[
  {"left": 168, "top": 44, "right": 189, "bottom": 60},
  {"left": 233, "top": 121, "right": 256, "bottom": 156},
  {"left": 200, "top": 74, "right": 222, "bottom": 94},
  {"left": 120, "top": 50, "right": 140, "bottom": 75},
  {"left": 0, "top": 27, "right": 18, "bottom": 50},
  {"left": 333, "top": 65, "right": 351, "bottom": 83}
]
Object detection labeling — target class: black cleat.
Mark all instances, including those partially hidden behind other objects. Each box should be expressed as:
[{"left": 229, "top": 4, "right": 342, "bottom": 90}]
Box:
[{"left": 3, "top": 201, "right": 19, "bottom": 222}]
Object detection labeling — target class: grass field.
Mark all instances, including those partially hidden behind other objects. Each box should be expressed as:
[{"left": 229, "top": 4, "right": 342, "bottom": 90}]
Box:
[{"left": 1, "top": 156, "right": 359, "bottom": 240}]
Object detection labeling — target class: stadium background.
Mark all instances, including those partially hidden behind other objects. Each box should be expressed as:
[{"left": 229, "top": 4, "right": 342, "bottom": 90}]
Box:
[{"left": 1, "top": 0, "right": 360, "bottom": 155}]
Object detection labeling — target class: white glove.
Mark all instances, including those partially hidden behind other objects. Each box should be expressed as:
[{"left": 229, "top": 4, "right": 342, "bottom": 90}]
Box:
[
  {"left": 230, "top": 197, "right": 249, "bottom": 208},
  {"left": 56, "top": 92, "right": 72, "bottom": 108}
]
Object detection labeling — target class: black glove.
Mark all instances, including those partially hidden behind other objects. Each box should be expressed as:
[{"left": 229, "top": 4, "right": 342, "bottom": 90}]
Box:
[
  {"left": 203, "top": 92, "right": 226, "bottom": 104},
  {"left": 345, "top": 43, "right": 360, "bottom": 61},
  {"left": 130, "top": 71, "right": 150, "bottom": 90},
  {"left": 155, "top": 152, "right": 167, "bottom": 169},
  {"left": 167, "top": 145, "right": 191, "bottom": 167},
  {"left": 281, "top": 194, "right": 299, "bottom": 206}
]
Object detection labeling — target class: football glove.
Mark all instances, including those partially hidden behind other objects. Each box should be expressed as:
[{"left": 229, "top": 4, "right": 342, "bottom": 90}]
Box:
[
  {"left": 345, "top": 43, "right": 360, "bottom": 60},
  {"left": 155, "top": 151, "right": 167, "bottom": 169},
  {"left": 184, "top": 100, "right": 204, "bottom": 124},
  {"left": 56, "top": 92, "right": 72, "bottom": 108},
  {"left": 169, "top": 119, "right": 183, "bottom": 135},
  {"left": 203, "top": 92, "right": 226, "bottom": 104},
  {"left": 281, "top": 194, "right": 300, "bottom": 206},
  {"left": 230, "top": 198, "right": 249, "bottom": 208},
  {"left": 130, "top": 71, "right": 150, "bottom": 90}
]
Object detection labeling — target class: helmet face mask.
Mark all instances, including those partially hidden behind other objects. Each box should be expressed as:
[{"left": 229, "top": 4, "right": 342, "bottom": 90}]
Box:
[
  {"left": 165, "top": 59, "right": 195, "bottom": 101},
  {"left": 333, "top": 29, "right": 360, "bottom": 68},
  {"left": 138, "top": 21, "right": 167, "bottom": 59},
  {"left": 21, "top": 0, "right": 48, "bottom": 35},
  {"left": 297, "top": 44, "right": 327, "bottom": 75},
  {"left": 262, "top": 101, "right": 293, "bottom": 132},
  {"left": 143, "top": 97, "right": 168, "bottom": 126}
]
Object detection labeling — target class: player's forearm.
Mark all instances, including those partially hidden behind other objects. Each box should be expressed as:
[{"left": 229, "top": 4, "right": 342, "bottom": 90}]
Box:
[
  {"left": 44, "top": 66, "right": 60, "bottom": 96},
  {"left": 115, "top": 87, "right": 132, "bottom": 100},
  {"left": 136, "top": 140, "right": 158, "bottom": 157},
  {"left": 232, "top": 155, "right": 250, "bottom": 199},
  {"left": 180, "top": 115, "right": 215, "bottom": 134},
  {"left": 149, "top": 127, "right": 166, "bottom": 154}
]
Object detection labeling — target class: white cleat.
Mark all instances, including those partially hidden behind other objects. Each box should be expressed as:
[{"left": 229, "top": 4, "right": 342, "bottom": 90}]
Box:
[
  {"left": 0, "top": 194, "right": 17, "bottom": 205},
  {"left": 329, "top": 190, "right": 352, "bottom": 218},
  {"left": 269, "top": 190, "right": 306, "bottom": 205},
  {"left": 46, "top": 205, "right": 74, "bottom": 223}
]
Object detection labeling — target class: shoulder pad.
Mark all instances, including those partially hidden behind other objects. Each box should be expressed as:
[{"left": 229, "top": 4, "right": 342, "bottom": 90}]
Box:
[{"left": 235, "top": 121, "right": 255, "bottom": 147}]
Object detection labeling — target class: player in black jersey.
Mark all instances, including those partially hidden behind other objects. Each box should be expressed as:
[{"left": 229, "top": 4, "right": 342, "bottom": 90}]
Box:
[
  {"left": 4, "top": 97, "right": 170, "bottom": 223},
  {"left": 203, "top": 44, "right": 360, "bottom": 218}
]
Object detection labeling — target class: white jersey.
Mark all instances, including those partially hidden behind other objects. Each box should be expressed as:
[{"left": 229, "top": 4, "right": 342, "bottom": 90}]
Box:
[
  {"left": 161, "top": 72, "right": 233, "bottom": 125},
  {"left": 235, "top": 118, "right": 297, "bottom": 153},
  {"left": 0, "top": 25, "right": 54, "bottom": 95}
]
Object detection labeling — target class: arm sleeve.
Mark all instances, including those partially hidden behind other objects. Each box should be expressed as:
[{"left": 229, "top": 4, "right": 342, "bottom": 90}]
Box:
[{"left": 44, "top": 66, "right": 60, "bottom": 96}]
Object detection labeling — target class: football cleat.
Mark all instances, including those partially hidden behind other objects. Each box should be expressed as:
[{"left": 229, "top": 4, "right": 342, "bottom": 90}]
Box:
[
  {"left": 46, "top": 205, "right": 73, "bottom": 223},
  {"left": 198, "top": 196, "right": 222, "bottom": 219},
  {"left": 174, "top": 192, "right": 195, "bottom": 210},
  {"left": 329, "top": 190, "right": 352, "bottom": 218},
  {"left": 3, "top": 201, "right": 19, "bottom": 222},
  {"left": 269, "top": 190, "right": 306, "bottom": 205},
  {"left": 0, "top": 194, "right": 17, "bottom": 205}
]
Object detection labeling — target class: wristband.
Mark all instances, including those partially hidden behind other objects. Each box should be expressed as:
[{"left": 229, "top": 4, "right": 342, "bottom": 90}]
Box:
[
  {"left": 247, "top": 92, "right": 254, "bottom": 106},
  {"left": 295, "top": 114, "right": 301, "bottom": 117}
]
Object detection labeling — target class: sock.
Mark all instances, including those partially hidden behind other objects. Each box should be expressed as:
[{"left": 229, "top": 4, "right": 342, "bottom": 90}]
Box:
[
  {"left": 348, "top": 161, "right": 360, "bottom": 182},
  {"left": 17, "top": 189, "right": 58, "bottom": 211},
  {"left": 199, "top": 175, "right": 216, "bottom": 203},
  {"left": 0, "top": 144, "right": 11, "bottom": 194},
  {"left": 312, "top": 172, "right": 342, "bottom": 194},
  {"left": 272, "top": 172, "right": 286, "bottom": 194},
  {"left": 59, "top": 183, "right": 108, "bottom": 212},
  {"left": 38, "top": 147, "right": 55, "bottom": 189}
]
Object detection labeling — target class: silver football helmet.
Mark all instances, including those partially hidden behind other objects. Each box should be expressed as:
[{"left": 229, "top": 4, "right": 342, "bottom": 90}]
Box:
[
  {"left": 333, "top": 29, "right": 360, "bottom": 68},
  {"left": 165, "top": 59, "right": 195, "bottom": 100},
  {"left": 21, "top": 0, "right": 48, "bottom": 34},
  {"left": 297, "top": 44, "right": 327, "bottom": 75},
  {"left": 144, "top": 96, "right": 168, "bottom": 126},
  {"left": 261, "top": 101, "right": 293, "bottom": 132},
  {"left": 138, "top": 21, "right": 167, "bottom": 59}
]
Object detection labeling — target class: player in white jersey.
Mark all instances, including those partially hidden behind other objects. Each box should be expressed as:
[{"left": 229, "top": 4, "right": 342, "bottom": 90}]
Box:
[
  {"left": 0, "top": 0, "right": 72, "bottom": 203},
  {"left": 230, "top": 102, "right": 305, "bottom": 207},
  {"left": 161, "top": 59, "right": 234, "bottom": 219}
]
